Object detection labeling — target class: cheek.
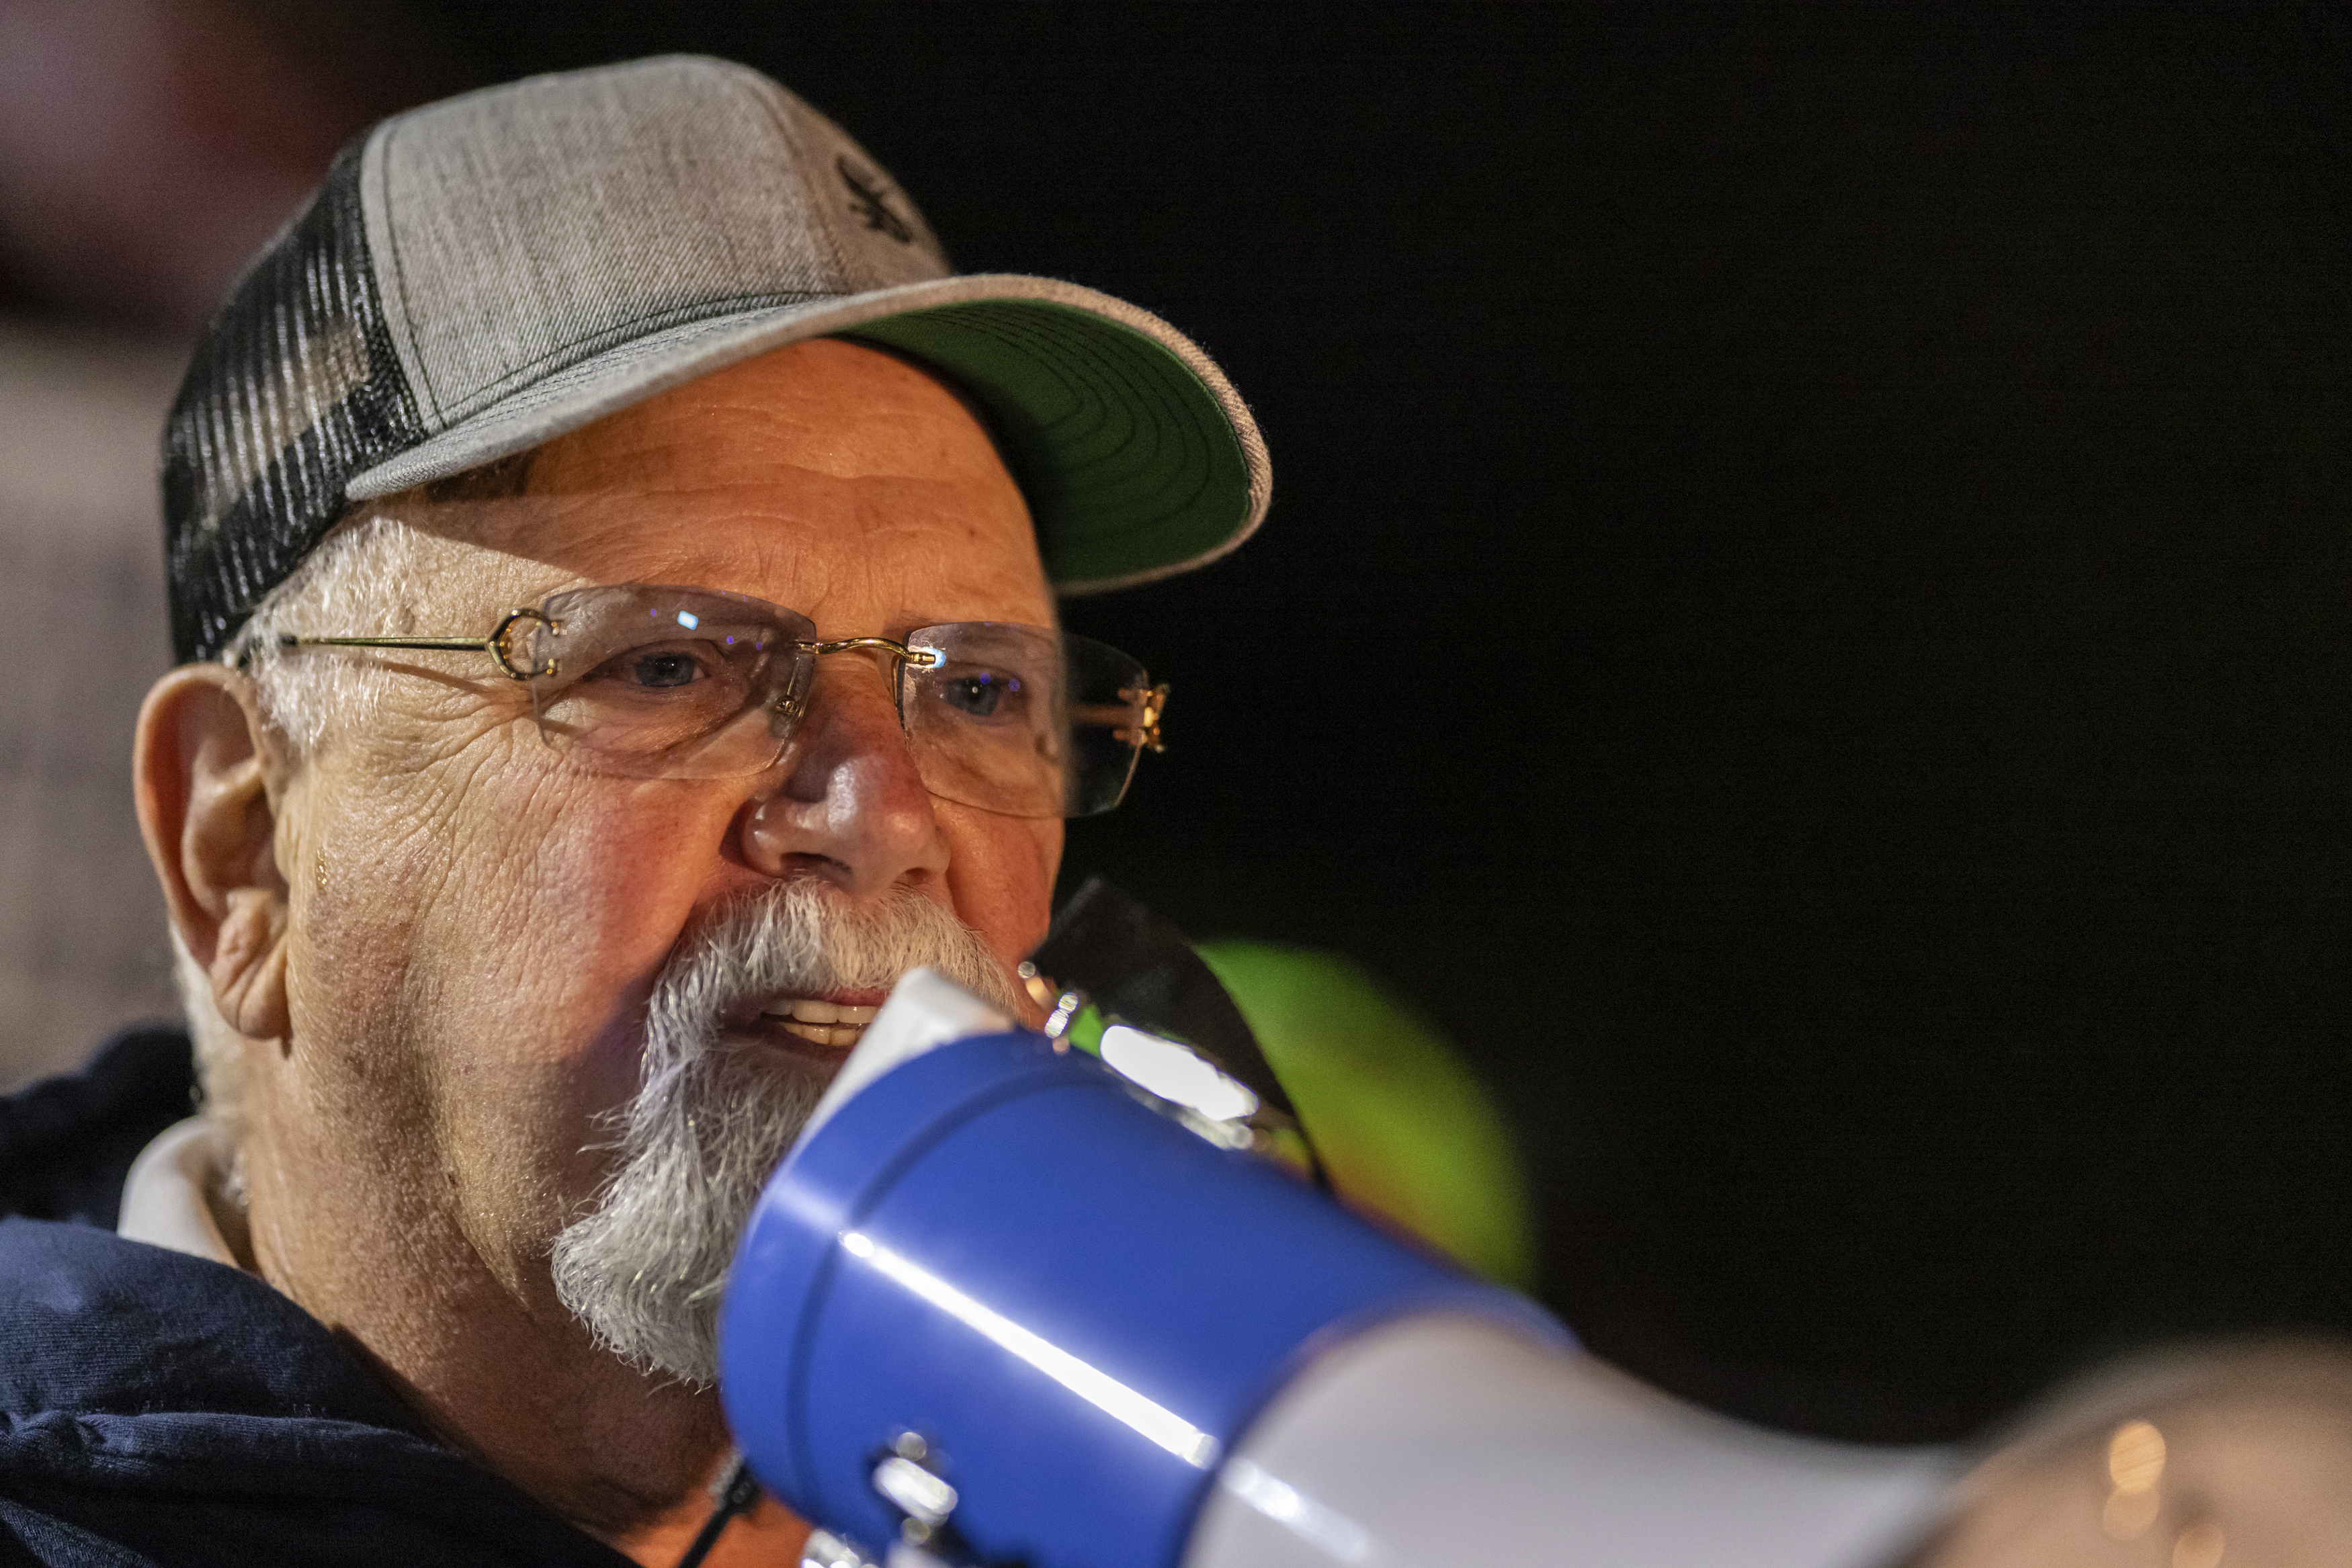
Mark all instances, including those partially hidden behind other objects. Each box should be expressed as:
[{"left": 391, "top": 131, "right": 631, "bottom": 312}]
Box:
[
  {"left": 287, "top": 758, "right": 738, "bottom": 1148},
  {"left": 939, "top": 810, "right": 1062, "bottom": 971},
  {"left": 427, "top": 775, "right": 734, "bottom": 1101}
]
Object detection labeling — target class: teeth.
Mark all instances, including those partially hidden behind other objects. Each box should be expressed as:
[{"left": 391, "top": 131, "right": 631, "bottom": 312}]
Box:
[
  {"left": 774, "top": 1018, "right": 869, "bottom": 1049},
  {"left": 763, "top": 998, "right": 880, "bottom": 1025}
]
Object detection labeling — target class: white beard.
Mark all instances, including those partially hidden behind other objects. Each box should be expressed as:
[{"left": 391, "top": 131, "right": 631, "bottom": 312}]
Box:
[{"left": 550, "top": 881, "right": 1023, "bottom": 1387}]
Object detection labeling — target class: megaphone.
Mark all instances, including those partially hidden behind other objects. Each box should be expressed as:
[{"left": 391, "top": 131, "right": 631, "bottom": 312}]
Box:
[{"left": 717, "top": 971, "right": 1957, "bottom": 1567}]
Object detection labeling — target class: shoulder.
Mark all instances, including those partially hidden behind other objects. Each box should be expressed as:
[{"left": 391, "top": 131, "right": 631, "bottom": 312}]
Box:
[
  {"left": 0, "top": 1027, "right": 195, "bottom": 1229},
  {"left": 0, "top": 1216, "right": 414, "bottom": 1429},
  {"left": 0, "top": 1219, "right": 630, "bottom": 1567}
]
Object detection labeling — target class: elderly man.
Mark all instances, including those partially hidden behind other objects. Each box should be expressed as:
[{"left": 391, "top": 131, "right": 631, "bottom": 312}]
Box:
[{"left": 0, "top": 56, "right": 1265, "bottom": 1567}]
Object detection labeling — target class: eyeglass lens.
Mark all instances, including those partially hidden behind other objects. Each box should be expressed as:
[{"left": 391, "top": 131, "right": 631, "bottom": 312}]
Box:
[
  {"left": 901, "top": 621, "right": 1146, "bottom": 818},
  {"left": 513, "top": 584, "right": 1150, "bottom": 818}
]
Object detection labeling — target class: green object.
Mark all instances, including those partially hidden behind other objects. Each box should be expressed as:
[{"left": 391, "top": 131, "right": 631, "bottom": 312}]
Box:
[
  {"left": 1195, "top": 941, "right": 1538, "bottom": 1290},
  {"left": 1063, "top": 1002, "right": 1108, "bottom": 1057}
]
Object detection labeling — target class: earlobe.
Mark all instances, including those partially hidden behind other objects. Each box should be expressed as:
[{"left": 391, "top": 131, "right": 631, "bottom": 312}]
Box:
[
  {"left": 134, "top": 667, "right": 294, "bottom": 1043},
  {"left": 210, "top": 889, "right": 290, "bottom": 1041}
]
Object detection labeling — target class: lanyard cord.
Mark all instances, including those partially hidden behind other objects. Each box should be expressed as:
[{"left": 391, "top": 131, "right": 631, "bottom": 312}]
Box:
[{"left": 673, "top": 1452, "right": 763, "bottom": 1568}]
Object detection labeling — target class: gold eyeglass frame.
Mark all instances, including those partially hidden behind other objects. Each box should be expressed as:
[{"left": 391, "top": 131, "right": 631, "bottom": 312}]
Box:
[{"left": 278, "top": 609, "right": 1171, "bottom": 754}]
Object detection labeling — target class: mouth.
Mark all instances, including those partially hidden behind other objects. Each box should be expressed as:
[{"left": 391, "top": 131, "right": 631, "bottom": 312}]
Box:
[{"left": 730, "top": 992, "right": 886, "bottom": 1063}]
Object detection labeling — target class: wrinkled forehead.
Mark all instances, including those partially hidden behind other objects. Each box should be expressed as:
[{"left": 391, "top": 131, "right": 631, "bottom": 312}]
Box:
[{"left": 347, "top": 340, "right": 1056, "bottom": 635}]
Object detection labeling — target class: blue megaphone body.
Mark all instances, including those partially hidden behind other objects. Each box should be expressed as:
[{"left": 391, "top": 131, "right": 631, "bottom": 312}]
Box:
[{"left": 718, "top": 971, "right": 1953, "bottom": 1568}]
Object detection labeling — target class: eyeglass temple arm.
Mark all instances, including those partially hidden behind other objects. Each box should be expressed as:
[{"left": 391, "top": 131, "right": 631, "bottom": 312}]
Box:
[
  {"left": 1070, "top": 684, "right": 1170, "bottom": 753},
  {"left": 281, "top": 634, "right": 498, "bottom": 653},
  {"left": 278, "top": 633, "right": 541, "bottom": 685},
  {"left": 277, "top": 608, "right": 556, "bottom": 681}
]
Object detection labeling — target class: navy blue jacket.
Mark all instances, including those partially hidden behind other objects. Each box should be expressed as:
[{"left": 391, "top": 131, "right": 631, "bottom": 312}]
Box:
[{"left": 0, "top": 1031, "right": 633, "bottom": 1567}]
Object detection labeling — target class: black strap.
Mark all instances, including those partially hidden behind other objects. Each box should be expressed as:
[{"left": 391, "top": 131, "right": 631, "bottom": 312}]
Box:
[{"left": 673, "top": 1452, "right": 763, "bottom": 1568}]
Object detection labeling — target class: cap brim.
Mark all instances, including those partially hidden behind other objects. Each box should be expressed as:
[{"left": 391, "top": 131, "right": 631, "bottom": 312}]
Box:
[{"left": 345, "top": 274, "right": 1269, "bottom": 595}]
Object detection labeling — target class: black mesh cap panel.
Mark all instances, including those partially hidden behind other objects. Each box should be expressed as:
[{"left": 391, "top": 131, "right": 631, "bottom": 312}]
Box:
[{"left": 161, "top": 138, "right": 425, "bottom": 664}]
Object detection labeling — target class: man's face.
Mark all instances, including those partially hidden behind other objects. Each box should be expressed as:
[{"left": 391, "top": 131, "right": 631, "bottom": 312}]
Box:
[{"left": 242, "top": 339, "right": 1060, "bottom": 1350}]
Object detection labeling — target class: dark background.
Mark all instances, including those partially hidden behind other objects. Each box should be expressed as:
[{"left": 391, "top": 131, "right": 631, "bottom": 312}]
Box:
[{"left": 15, "top": 1, "right": 2352, "bottom": 1444}]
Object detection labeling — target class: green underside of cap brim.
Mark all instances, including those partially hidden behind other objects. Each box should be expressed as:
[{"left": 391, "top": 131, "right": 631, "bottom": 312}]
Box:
[{"left": 846, "top": 301, "right": 1253, "bottom": 591}]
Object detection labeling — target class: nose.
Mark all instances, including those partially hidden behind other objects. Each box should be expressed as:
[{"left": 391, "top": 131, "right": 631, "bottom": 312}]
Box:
[{"left": 741, "top": 661, "right": 948, "bottom": 898}]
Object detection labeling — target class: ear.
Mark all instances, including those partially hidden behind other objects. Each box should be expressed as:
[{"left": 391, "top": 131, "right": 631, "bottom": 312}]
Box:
[{"left": 134, "top": 666, "right": 293, "bottom": 1043}]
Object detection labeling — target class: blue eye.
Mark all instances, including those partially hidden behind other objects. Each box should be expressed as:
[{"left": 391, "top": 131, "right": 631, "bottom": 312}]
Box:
[
  {"left": 629, "top": 651, "right": 702, "bottom": 689},
  {"left": 942, "top": 672, "right": 1017, "bottom": 717}
]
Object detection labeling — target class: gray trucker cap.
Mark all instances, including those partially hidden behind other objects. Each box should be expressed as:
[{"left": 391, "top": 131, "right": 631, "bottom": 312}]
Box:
[{"left": 161, "top": 54, "right": 1270, "bottom": 663}]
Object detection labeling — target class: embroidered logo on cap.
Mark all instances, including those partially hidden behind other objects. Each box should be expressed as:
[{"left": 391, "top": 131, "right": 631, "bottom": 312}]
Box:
[{"left": 838, "top": 155, "right": 914, "bottom": 244}]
